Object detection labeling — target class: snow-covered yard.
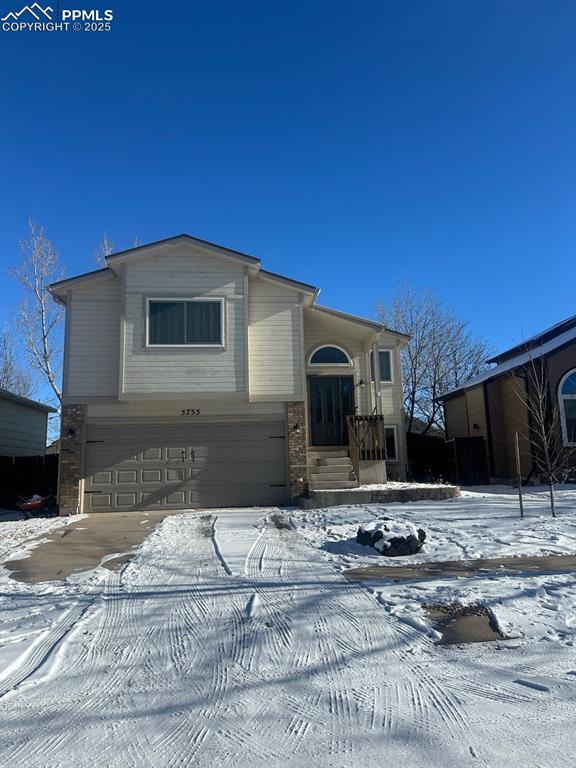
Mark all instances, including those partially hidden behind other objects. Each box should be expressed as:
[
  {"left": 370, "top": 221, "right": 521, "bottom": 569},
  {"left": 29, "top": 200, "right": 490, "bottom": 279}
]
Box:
[
  {"left": 0, "top": 510, "right": 74, "bottom": 565},
  {"left": 293, "top": 486, "right": 576, "bottom": 645},
  {"left": 0, "top": 490, "right": 575, "bottom": 767}
]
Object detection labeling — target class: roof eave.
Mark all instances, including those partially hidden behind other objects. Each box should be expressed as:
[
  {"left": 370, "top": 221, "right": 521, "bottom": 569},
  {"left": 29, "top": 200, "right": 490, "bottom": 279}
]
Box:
[
  {"left": 0, "top": 388, "right": 58, "bottom": 413},
  {"left": 258, "top": 268, "right": 318, "bottom": 296},
  {"left": 48, "top": 267, "right": 111, "bottom": 295}
]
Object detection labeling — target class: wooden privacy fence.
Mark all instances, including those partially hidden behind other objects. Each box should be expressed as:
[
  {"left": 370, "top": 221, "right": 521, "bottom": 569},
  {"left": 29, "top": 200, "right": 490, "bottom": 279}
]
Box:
[
  {"left": 0, "top": 454, "right": 59, "bottom": 508},
  {"left": 347, "top": 415, "right": 387, "bottom": 480},
  {"left": 406, "top": 432, "right": 456, "bottom": 483},
  {"left": 450, "top": 437, "right": 490, "bottom": 486}
]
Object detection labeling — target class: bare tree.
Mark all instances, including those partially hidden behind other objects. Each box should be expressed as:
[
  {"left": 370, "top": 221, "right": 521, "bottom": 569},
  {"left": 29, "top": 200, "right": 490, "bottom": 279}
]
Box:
[
  {"left": 511, "top": 356, "right": 575, "bottom": 517},
  {"left": 9, "top": 221, "right": 64, "bottom": 403},
  {"left": 376, "top": 283, "right": 490, "bottom": 433},
  {"left": 94, "top": 232, "right": 114, "bottom": 266},
  {"left": 0, "top": 327, "right": 34, "bottom": 398}
]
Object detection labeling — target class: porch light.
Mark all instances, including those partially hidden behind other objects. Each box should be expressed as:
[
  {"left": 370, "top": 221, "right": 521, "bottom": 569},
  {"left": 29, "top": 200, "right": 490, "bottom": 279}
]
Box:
[
  {"left": 293, "top": 423, "right": 301, "bottom": 434},
  {"left": 67, "top": 428, "right": 76, "bottom": 440}
]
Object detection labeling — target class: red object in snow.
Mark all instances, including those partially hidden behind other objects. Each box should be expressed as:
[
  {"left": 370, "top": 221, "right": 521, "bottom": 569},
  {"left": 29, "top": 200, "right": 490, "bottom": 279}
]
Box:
[{"left": 17, "top": 495, "right": 52, "bottom": 512}]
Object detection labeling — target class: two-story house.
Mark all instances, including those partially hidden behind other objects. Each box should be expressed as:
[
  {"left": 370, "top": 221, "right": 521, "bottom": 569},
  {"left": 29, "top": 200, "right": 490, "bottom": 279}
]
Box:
[{"left": 49, "top": 235, "right": 409, "bottom": 514}]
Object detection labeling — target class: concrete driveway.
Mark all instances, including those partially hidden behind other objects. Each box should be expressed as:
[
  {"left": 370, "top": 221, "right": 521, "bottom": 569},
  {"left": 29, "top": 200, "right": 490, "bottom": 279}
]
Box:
[
  {"left": 6, "top": 511, "right": 177, "bottom": 582},
  {"left": 1, "top": 509, "right": 574, "bottom": 767}
]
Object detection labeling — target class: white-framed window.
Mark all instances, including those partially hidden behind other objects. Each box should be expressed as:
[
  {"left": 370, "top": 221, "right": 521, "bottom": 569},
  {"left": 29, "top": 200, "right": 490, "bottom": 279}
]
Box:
[
  {"left": 559, "top": 369, "right": 576, "bottom": 446},
  {"left": 385, "top": 425, "right": 398, "bottom": 461},
  {"left": 146, "top": 297, "right": 224, "bottom": 348},
  {"left": 308, "top": 345, "right": 352, "bottom": 366},
  {"left": 370, "top": 349, "right": 393, "bottom": 383}
]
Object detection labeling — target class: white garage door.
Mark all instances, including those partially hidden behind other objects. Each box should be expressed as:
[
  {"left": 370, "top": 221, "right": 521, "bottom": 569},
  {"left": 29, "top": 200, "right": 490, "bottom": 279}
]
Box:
[{"left": 83, "top": 421, "right": 287, "bottom": 511}]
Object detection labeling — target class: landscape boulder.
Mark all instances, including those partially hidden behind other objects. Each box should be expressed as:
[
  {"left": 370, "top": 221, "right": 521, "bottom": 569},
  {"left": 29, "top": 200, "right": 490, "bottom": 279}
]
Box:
[{"left": 356, "top": 520, "right": 426, "bottom": 557}]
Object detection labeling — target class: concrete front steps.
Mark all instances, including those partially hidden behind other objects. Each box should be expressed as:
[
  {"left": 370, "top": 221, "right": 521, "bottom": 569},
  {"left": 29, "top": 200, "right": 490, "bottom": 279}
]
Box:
[{"left": 307, "top": 448, "right": 358, "bottom": 492}]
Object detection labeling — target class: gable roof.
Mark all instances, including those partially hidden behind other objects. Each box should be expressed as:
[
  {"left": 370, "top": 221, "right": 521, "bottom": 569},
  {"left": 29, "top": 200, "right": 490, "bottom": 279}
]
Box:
[
  {"left": 0, "top": 388, "right": 57, "bottom": 413},
  {"left": 47, "top": 233, "right": 407, "bottom": 337},
  {"left": 48, "top": 234, "right": 319, "bottom": 299},
  {"left": 106, "top": 233, "right": 260, "bottom": 268},
  {"left": 440, "top": 322, "right": 576, "bottom": 401}
]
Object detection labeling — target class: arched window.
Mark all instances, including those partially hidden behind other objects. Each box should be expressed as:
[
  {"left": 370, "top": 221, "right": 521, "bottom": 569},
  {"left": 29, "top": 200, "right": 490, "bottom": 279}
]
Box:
[
  {"left": 559, "top": 369, "right": 576, "bottom": 446},
  {"left": 309, "top": 345, "right": 351, "bottom": 366}
]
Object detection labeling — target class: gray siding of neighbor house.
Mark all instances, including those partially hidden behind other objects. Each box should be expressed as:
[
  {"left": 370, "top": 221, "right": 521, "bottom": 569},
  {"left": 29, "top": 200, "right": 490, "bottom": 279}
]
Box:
[
  {"left": 0, "top": 399, "right": 49, "bottom": 456},
  {"left": 65, "top": 273, "right": 121, "bottom": 400},
  {"left": 122, "top": 250, "right": 247, "bottom": 395},
  {"left": 248, "top": 278, "right": 304, "bottom": 399}
]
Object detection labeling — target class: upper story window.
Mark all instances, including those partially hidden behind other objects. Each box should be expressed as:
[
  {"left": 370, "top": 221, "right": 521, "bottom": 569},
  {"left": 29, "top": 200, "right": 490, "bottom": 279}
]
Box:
[
  {"left": 559, "top": 369, "right": 576, "bottom": 446},
  {"left": 309, "top": 345, "right": 352, "bottom": 366},
  {"left": 147, "top": 298, "right": 223, "bottom": 347},
  {"left": 370, "top": 349, "right": 393, "bottom": 383}
]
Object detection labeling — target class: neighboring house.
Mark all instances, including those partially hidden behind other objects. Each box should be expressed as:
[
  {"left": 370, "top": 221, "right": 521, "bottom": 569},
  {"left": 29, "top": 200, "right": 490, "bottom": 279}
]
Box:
[
  {"left": 406, "top": 416, "right": 445, "bottom": 438},
  {"left": 49, "top": 234, "right": 409, "bottom": 514},
  {"left": 0, "top": 388, "right": 57, "bottom": 457},
  {"left": 439, "top": 314, "right": 576, "bottom": 483}
]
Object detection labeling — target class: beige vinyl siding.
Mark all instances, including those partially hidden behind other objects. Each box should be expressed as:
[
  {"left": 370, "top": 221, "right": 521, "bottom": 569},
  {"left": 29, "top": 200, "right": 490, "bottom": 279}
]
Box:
[
  {"left": 66, "top": 274, "right": 121, "bottom": 399},
  {"left": 373, "top": 339, "right": 406, "bottom": 423},
  {"left": 86, "top": 400, "right": 285, "bottom": 421},
  {"left": 248, "top": 279, "right": 303, "bottom": 398},
  {"left": 0, "top": 399, "right": 49, "bottom": 456},
  {"left": 387, "top": 344, "right": 408, "bottom": 471},
  {"left": 122, "top": 250, "right": 246, "bottom": 394}
]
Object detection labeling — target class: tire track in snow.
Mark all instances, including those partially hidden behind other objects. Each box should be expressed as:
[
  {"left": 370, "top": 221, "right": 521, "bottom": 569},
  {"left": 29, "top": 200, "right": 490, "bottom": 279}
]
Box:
[
  {"left": 0, "top": 598, "right": 93, "bottom": 699},
  {"left": 1, "top": 516, "right": 226, "bottom": 767},
  {"left": 264, "top": 515, "right": 361, "bottom": 759},
  {"left": 269, "top": 513, "right": 486, "bottom": 763}
]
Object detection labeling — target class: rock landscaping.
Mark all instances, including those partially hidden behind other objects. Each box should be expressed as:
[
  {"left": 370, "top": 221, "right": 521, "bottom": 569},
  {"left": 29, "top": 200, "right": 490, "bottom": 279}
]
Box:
[{"left": 357, "top": 520, "right": 426, "bottom": 557}]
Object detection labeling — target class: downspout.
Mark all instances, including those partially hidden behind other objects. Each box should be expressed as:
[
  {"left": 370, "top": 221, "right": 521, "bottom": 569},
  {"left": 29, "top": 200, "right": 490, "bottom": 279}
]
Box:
[
  {"left": 372, "top": 341, "right": 382, "bottom": 416},
  {"left": 483, "top": 381, "right": 496, "bottom": 478}
]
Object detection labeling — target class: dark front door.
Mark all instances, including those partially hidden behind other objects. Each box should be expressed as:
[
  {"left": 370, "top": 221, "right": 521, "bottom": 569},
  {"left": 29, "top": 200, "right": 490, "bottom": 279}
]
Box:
[{"left": 309, "top": 376, "right": 355, "bottom": 446}]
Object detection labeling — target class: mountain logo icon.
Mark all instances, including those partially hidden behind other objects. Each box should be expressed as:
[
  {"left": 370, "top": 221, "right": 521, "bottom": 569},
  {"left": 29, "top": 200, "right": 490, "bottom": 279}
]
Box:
[{"left": 1, "top": 3, "right": 53, "bottom": 21}]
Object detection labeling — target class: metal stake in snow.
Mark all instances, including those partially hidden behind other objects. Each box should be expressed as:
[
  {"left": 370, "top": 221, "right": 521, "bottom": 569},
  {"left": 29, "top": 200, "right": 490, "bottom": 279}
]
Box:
[{"left": 515, "top": 431, "right": 524, "bottom": 519}]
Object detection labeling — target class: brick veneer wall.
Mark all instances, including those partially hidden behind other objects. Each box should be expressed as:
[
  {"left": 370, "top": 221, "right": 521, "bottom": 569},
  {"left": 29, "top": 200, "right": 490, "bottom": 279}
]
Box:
[
  {"left": 58, "top": 404, "right": 86, "bottom": 516},
  {"left": 287, "top": 401, "right": 308, "bottom": 502}
]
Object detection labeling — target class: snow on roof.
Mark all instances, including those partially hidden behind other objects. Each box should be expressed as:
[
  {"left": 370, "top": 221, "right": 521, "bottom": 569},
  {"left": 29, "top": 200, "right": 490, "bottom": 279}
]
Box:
[
  {"left": 440, "top": 323, "right": 576, "bottom": 400},
  {"left": 487, "top": 313, "right": 576, "bottom": 364}
]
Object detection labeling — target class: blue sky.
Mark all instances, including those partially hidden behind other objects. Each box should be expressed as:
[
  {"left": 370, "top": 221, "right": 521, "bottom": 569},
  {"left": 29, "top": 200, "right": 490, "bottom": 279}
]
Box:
[{"left": 1, "top": 0, "right": 575, "bottom": 371}]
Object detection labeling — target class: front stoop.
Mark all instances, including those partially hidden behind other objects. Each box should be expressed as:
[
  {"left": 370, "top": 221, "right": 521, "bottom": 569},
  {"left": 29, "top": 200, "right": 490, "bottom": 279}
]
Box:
[{"left": 307, "top": 448, "right": 359, "bottom": 492}]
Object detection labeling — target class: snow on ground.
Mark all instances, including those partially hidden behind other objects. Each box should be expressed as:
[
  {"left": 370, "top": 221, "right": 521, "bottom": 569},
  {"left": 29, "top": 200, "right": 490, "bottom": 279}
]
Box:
[
  {"left": 0, "top": 510, "right": 74, "bottom": 564},
  {"left": 331, "top": 481, "right": 454, "bottom": 491},
  {"left": 0, "top": 499, "right": 575, "bottom": 766},
  {"left": 292, "top": 485, "right": 576, "bottom": 645},
  {"left": 0, "top": 512, "right": 95, "bottom": 684}
]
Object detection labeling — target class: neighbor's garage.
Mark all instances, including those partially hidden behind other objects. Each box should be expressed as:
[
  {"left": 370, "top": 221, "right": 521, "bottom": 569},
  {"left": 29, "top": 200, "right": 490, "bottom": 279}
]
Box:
[{"left": 83, "top": 421, "right": 287, "bottom": 511}]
